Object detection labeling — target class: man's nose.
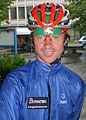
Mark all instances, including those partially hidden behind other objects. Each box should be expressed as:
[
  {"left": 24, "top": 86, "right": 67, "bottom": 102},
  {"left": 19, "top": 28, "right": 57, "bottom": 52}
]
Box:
[{"left": 44, "top": 35, "right": 52, "bottom": 46}]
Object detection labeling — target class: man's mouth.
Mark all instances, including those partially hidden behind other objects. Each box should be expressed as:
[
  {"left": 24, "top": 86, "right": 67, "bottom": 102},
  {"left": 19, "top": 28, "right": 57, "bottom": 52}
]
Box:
[{"left": 43, "top": 49, "right": 55, "bottom": 57}]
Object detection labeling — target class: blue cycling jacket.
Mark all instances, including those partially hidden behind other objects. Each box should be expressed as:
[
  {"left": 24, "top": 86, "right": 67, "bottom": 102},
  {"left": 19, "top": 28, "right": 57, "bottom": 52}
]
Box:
[{"left": 0, "top": 59, "right": 85, "bottom": 120}]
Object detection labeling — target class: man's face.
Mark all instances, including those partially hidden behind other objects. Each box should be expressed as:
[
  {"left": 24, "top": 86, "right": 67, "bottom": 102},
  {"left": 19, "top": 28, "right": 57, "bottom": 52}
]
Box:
[{"left": 33, "top": 33, "right": 65, "bottom": 65}]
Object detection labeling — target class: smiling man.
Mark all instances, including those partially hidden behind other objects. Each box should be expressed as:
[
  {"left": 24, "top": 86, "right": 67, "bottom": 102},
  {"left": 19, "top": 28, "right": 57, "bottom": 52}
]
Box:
[
  {"left": 0, "top": 2, "right": 85, "bottom": 120},
  {"left": 33, "top": 32, "right": 65, "bottom": 64}
]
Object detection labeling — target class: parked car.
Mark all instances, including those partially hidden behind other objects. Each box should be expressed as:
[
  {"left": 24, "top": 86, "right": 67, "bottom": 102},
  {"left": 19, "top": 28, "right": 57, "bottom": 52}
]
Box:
[{"left": 78, "top": 36, "right": 86, "bottom": 45}]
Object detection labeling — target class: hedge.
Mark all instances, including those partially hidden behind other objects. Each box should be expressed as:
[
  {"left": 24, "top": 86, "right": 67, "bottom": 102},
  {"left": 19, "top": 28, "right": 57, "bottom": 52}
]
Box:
[{"left": 0, "top": 54, "right": 26, "bottom": 85}]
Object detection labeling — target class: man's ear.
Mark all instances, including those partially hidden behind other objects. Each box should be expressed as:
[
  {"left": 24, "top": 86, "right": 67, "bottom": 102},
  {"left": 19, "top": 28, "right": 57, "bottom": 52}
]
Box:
[
  {"left": 64, "top": 33, "right": 69, "bottom": 48},
  {"left": 30, "top": 32, "right": 34, "bottom": 44}
]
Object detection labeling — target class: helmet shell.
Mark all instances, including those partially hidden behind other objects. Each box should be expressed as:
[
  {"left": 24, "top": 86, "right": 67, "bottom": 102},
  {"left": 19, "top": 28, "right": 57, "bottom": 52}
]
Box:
[{"left": 28, "top": 2, "right": 71, "bottom": 32}]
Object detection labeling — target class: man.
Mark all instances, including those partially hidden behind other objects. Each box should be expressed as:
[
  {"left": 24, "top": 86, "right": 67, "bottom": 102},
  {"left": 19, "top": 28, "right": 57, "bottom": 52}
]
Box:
[{"left": 0, "top": 2, "right": 85, "bottom": 120}]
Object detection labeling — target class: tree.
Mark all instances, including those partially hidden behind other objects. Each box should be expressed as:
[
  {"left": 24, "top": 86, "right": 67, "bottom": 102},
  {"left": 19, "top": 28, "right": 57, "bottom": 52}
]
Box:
[
  {"left": 0, "top": 0, "right": 13, "bottom": 26},
  {"left": 65, "top": 0, "right": 86, "bottom": 36}
]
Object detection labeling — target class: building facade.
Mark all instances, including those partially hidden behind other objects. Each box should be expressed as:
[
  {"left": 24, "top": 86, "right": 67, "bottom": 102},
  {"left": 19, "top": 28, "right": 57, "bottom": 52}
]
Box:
[{"left": 8, "top": 0, "right": 65, "bottom": 27}]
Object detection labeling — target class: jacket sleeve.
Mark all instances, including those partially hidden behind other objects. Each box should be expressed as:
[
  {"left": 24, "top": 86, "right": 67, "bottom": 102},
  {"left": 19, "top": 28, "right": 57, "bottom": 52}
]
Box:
[
  {"left": 0, "top": 73, "right": 22, "bottom": 120},
  {"left": 71, "top": 80, "right": 85, "bottom": 120}
]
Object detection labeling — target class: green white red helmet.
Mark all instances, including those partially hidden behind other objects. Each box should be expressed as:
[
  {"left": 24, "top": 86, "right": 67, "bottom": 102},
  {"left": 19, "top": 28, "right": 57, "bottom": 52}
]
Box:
[{"left": 28, "top": 2, "right": 71, "bottom": 35}]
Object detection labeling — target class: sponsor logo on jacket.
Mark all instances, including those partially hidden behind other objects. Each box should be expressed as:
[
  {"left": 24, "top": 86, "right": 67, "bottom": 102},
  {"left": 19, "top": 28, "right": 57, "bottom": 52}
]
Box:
[{"left": 27, "top": 97, "right": 48, "bottom": 109}]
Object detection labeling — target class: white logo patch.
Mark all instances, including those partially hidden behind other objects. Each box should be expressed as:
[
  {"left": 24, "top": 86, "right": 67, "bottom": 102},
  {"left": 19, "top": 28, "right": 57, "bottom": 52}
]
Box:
[
  {"left": 44, "top": 27, "right": 53, "bottom": 35},
  {"left": 60, "top": 93, "right": 67, "bottom": 104}
]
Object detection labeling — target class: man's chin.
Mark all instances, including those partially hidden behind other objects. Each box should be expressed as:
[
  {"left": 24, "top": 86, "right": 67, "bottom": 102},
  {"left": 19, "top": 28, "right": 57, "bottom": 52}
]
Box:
[
  {"left": 39, "top": 57, "right": 57, "bottom": 65},
  {"left": 37, "top": 53, "right": 59, "bottom": 65}
]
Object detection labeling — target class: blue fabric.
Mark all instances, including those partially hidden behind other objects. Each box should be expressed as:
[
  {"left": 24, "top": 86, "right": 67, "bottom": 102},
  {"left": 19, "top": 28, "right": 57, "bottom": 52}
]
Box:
[{"left": 0, "top": 59, "right": 85, "bottom": 120}]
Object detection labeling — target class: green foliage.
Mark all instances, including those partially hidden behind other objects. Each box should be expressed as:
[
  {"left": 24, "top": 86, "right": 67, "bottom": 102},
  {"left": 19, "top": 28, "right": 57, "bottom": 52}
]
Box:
[
  {"left": 0, "top": 54, "right": 26, "bottom": 85},
  {"left": 0, "top": 0, "right": 13, "bottom": 25},
  {"left": 65, "top": 0, "right": 86, "bottom": 35}
]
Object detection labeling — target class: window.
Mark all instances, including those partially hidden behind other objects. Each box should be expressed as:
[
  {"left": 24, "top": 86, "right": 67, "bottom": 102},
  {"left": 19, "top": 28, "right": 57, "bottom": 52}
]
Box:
[
  {"left": 5, "top": 10, "right": 9, "bottom": 20},
  {"left": 11, "top": 7, "right": 17, "bottom": 19},
  {"left": 18, "top": 7, "right": 25, "bottom": 19},
  {"left": 27, "top": 6, "right": 33, "bottom": 17}
]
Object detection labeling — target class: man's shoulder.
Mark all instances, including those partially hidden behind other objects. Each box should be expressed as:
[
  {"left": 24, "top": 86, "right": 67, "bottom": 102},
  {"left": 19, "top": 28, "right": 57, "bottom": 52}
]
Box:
[
  {"left": 5, "top": 60, "right": 36, "bottom": 85},
  {"left": 62, "top": 65, "right": 85, "bottom": 102},
  {"left": 62, "top": 65, "right": 85, "bottom": 86},
  {"left": 13, "top": 60, "right": 36, "bottom": 73}
]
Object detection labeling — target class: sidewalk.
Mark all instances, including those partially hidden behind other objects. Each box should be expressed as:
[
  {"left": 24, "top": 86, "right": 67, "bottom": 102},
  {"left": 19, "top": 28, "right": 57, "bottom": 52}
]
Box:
[
  {"left": 80, "top": 98, "right": 86, "bottom": 120},
  {"left": 20, "top": 53, "right": 36, "bottom": 62}
]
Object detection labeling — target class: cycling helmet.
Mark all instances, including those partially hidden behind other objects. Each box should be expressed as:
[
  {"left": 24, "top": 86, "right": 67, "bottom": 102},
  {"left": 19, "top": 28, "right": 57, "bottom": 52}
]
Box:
[{"left": 28, "top": 2, "right": 71, "bottom": 35}]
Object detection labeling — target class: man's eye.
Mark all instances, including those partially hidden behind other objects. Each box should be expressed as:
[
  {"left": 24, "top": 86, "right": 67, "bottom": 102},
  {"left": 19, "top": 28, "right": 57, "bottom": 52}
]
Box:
[
  {"left": 38, "top": 36, "right": 43, "bottom": 39},
  {"left": 52, "top": 36, "right": 59, "bottom": 39},
  {"left": 35, "top": 36, "right": 43, "bottom": 39}
]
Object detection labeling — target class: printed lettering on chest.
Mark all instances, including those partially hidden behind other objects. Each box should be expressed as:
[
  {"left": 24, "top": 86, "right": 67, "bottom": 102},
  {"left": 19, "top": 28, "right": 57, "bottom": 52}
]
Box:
[{"left": 27, "top": 97, "right": 48, "bottom": 109}]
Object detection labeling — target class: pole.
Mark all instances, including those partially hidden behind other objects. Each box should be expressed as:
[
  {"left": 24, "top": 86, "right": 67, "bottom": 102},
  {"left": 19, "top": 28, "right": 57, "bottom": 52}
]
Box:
[{"left": 14, "top": 29, "right": 18, "bottom": 56}]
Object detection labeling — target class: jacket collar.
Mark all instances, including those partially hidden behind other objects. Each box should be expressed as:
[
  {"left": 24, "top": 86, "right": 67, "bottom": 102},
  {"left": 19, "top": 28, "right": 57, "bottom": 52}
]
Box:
[{"left": 35, "top": 59, "right": 63, "bottom": 73}]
